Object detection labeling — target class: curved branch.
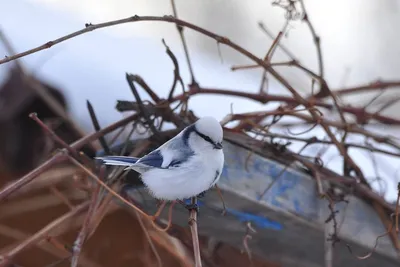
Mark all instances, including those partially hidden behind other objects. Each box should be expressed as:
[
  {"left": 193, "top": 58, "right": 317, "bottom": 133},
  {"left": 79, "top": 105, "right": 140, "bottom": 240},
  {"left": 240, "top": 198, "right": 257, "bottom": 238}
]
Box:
[{"left": 170, "top": 86, "right": 400, "bottom": 125}]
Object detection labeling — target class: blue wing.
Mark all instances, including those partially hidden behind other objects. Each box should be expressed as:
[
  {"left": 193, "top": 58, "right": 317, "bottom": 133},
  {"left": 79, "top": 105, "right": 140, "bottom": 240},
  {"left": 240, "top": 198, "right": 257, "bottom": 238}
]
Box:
[
  {"left": 136, "top": 150, "right": 164, "bottom": 168},
  {"left": 96, "top": 130, "right": 195, "bottom": 170},
  {"left": 136, "top": 148, "right": 190, "bottom": 169}
]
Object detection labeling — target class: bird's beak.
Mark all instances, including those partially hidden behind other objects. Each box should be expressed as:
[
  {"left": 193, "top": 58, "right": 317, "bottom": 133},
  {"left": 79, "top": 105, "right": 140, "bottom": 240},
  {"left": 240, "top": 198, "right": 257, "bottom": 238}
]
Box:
[{"left": 214, "top": 142, "right": 223, "bottom": 149}]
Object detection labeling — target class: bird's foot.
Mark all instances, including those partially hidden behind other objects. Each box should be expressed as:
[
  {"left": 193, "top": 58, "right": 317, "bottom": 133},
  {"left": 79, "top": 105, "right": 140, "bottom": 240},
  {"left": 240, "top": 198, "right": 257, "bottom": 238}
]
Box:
[
  {"left": 185, "top": 203, "right": 199, "bottom": 213},
  {"left": 177, "top": 200, "right": 200, "bottom": 213}
]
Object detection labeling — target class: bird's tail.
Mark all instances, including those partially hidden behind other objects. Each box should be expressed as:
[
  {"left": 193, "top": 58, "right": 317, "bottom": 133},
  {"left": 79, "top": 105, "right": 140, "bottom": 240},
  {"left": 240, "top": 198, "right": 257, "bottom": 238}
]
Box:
[{"left": 95, "top": 156, "right": 139, "bottom": 167}]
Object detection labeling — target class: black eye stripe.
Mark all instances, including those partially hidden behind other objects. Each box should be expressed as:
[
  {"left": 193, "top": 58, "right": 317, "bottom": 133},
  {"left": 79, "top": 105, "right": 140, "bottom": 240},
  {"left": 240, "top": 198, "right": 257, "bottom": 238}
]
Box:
[{"left": 194, "top": 130, "right": 214, "bottom": 145}]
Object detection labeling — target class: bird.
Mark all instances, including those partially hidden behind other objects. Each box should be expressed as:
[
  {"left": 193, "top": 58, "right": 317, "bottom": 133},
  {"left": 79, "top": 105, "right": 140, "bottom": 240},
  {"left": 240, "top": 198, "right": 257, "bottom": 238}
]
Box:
[{"left": 95, "top": 116, "right": 225, "bottom": 205}]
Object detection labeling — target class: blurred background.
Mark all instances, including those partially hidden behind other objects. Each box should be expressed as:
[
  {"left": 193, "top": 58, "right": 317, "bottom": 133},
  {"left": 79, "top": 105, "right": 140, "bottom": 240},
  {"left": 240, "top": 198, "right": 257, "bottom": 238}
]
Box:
[{"left": 1, "top": 1, "right": 400, "bottom": 266}]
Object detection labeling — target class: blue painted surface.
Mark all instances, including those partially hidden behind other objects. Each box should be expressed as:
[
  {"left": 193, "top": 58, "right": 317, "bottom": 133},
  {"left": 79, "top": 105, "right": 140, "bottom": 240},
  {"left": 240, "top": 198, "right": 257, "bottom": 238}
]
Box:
[{"left": 219, "top": 142, "right": 319, "bottom": 220}]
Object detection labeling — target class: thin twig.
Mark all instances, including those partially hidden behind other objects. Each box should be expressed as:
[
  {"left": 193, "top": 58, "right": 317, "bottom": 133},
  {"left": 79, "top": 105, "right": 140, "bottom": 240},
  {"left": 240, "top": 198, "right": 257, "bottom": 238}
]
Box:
[
  {"left": 188, "top": 197, "right": 202, "bottom": 267},
  {"left": 170, "top": 0, "right": 197, "bottom": 85},
  {"left": 86, "top": 100, "right": 111, "bottom": 155},
  {"left": 70, "top": 167, "right": 103, "bottom": 267}
]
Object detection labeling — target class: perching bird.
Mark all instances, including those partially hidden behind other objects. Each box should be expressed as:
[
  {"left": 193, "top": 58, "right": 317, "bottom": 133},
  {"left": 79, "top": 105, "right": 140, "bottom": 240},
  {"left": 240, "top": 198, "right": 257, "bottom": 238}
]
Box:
[{"left": 95, "top": 116, "right": 224, "bottom": 202}]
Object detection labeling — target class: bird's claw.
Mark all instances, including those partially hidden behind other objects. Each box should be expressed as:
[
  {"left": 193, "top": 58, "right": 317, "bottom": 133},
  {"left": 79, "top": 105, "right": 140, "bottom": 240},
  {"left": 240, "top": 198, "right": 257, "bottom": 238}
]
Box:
[{"left": 185, "top": 203, "right": 199, "bottom": 213}]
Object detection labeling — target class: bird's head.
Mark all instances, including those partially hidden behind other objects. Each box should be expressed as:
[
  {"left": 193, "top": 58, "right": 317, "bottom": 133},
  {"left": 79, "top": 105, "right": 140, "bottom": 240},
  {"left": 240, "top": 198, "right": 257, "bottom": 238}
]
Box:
[{"left": 187, "top": 116, "right": 223, "bottom": 152}]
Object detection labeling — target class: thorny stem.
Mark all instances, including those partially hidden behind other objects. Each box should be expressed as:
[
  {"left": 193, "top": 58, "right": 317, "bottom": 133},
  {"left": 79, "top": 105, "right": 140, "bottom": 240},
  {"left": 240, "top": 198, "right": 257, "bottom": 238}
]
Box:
[
  {"left": 257, "top": 22, "right": 298, "bottom": 61},
  {"left": 298, "top": 0, "right": 324, "bottom": 94},
  {"left": 258, "top": 20, "right": 289, "bottom": 95}
]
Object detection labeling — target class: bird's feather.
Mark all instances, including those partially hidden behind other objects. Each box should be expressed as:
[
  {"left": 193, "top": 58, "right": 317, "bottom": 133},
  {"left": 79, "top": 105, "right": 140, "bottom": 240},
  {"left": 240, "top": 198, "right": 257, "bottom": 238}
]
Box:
[
  {"left": 95, "top": 156, "right": 138, "bottom": 166},
  {"left": 136, "top": 150, "right": 164, "bottom": 168}
]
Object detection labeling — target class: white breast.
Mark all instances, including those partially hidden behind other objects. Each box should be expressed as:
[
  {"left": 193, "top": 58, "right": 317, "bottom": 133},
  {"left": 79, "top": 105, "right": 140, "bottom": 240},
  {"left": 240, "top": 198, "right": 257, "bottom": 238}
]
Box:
[{"left": 140, "top": 149, "right": 224, "bottom": 200}]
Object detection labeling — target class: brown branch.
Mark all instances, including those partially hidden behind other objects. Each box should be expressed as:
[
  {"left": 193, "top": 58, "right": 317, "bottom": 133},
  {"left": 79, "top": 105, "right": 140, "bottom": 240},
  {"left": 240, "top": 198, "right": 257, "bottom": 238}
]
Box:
[
  {"left": 258, "top": 22, "right": 298, "bottom": 61},
  {"left": 227, "top": 111, "right": 400, "bottom": 151},
  {"left": 170, "top": 0, "right": 197, "bottom": 85},
  {"left": 70, "top": 168, "right": 103, "bottom": 267},
  {"left": 125, "top": 73, "right": 162, "bottom": 141},
  {"left": 162, "top": 39, "right": 186, "bottom": 101},
  {"left": 258, "top": 20, "right": 289, "bottom": 95},
  {"left": 0, "top": 15, "right": 390, "bottom": 183},
  {"left": 29, "top": 113, "right": 93, "bottom": 166},
  {"left": 170, "top": 86, "right": 400, "bottom": 125},
  {"left": 334, "top": 81, "right": 400, "bottom": 96},
  {"left": 188, "top": 197, "right": 202, "bottom": 267},
  {"left": 86, "top": 100, "right": 111, "bottom": 155},
  {"left": 251, "top": 130, "right": 400, "bottom": 158},
  {"left": 0, "top": 15, "right": 393, "bottom": 163},
  {"left": 299, "top": 0, "right": 325, "bottom": 94}
]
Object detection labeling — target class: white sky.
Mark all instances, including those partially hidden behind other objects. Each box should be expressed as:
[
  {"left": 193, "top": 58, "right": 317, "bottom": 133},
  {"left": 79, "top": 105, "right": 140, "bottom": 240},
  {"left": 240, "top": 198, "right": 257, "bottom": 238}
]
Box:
[{"left": 1, "top": 0, "right": 400, "bottom": 201}]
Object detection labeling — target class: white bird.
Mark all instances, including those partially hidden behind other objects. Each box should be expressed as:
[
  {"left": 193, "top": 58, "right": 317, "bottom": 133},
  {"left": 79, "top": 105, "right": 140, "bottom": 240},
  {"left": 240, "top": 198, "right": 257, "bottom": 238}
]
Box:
[{"left": 95, "top": 116, "right": 225, "bottom": 202}]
